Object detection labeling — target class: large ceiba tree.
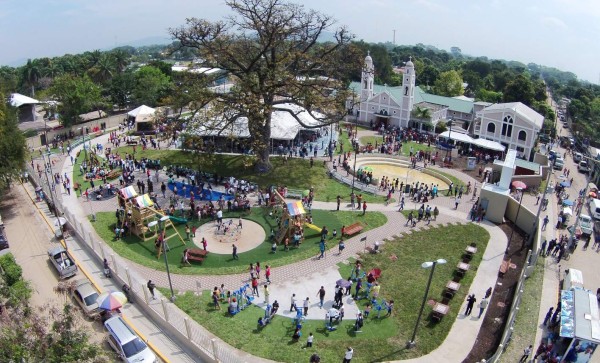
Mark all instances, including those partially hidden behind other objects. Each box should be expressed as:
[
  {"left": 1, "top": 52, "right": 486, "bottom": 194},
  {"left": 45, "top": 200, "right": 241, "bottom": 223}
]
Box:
[{"left": 170, "top": 0, "right": 356, "bottom": 172}]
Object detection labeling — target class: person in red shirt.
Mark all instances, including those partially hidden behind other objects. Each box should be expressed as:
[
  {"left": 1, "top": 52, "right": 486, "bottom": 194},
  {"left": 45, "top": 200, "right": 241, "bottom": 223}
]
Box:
[
  {"left": 251, "top": 277, "right": 259, "bottom": 296},
  {"left": 265, "top": 265, "right": 271, "bottom": 284},
  {"left": 362, "top": 201, "right": 367, "bottom": 215}
]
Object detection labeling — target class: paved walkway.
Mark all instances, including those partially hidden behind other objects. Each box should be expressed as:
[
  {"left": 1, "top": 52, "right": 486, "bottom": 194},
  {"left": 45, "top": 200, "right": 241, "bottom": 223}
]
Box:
[{"left": 51, "top": 129, "right": 514, "bottom": 362}]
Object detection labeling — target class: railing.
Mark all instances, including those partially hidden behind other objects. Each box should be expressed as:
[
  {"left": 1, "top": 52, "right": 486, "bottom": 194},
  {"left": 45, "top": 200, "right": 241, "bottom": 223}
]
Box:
[{"left": 26, "top": 164, "right": 262, "bottom": 363}]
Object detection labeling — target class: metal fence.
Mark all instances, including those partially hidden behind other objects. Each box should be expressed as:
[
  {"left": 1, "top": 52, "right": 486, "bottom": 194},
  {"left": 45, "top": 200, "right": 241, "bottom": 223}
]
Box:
[{"left": 27, "top": 164, "right": 259, "bottom": 363}]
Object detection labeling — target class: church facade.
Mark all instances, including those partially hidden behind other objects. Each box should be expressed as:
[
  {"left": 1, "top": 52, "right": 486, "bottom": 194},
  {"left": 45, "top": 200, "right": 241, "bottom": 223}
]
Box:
[{"left": 350, "top": 54, "right": 544, "bottom": 159}]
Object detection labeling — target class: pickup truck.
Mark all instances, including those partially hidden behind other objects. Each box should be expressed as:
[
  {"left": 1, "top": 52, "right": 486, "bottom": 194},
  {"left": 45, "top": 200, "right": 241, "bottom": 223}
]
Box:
[
  {"left": 579, "top": 214, "right": 593, "bottom": 237},
  {"left": 48, "top": 246, "right": 77, "bottom": 279}
]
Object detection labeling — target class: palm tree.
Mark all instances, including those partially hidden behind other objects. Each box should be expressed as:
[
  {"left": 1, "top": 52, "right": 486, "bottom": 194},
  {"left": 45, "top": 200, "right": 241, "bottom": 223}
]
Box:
[
  {"left": 43, "top": 59, "right": 63, "bottom": 79},
  {"left": 111, "top": 49, "right": 130, "bottom": 74},
  {"left": 94, "top": 54, "right": 115, "bottom": 83},
  {"left": 87, "top": 49, "right": 102, "bottom": 69},
  {"left": 22, "top": 59, "right": 41, "bottom": 96},
  {"left": 411, "top": 106, "right": 431, "bottom": 120}
]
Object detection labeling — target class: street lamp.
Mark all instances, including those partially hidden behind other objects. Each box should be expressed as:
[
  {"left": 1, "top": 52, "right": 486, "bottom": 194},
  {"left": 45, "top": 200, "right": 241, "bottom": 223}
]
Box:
[
  {"left": 446, "top": 120, "right": 453, "bottom": 162},
  {"left": 41, "top": 152, "right": 64, "bottom": 242},
  {"left": 407, "top": 258, "right": 447, "bottom": 348},
  {"left": 159, "top": 215, "right": 176, "bottom": 302}
]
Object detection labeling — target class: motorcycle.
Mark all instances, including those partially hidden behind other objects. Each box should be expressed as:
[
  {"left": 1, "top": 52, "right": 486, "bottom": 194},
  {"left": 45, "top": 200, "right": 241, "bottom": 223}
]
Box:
[
  {"left": 103, "top": 258, "right": 112, "bottom": 278},
  {"left": 122, "top": 284, "right": 133, "bottom": 304}
]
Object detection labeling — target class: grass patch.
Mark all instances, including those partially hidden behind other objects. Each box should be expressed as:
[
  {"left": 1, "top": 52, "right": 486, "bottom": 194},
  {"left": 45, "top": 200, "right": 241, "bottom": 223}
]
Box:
[
  {"left": 169, "top": 223, "right": 489, "bottom": 362},
  {"left": 359, "top": 135, "right": 383, "bottom": 147},
  {"left": 499, "top": 257, "right": 544, "bottom": 363},
  {"left": 91, "top": 208, "right": 387, "bottom": 275},
  {"left": 111, "top": 147, "right": 387, "bottom": 203},
  {"left": 72, "top": 151, "right": 120, "bottom": 197}
]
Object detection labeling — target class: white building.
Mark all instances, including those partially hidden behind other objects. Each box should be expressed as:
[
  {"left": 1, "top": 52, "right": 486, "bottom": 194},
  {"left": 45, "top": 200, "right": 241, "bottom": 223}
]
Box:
[
  {"left": 350, "top": 54, "right": 545, "bottom": 159},
  {"left": 473, "top": 102, "right": 544, "bottom": 158}
]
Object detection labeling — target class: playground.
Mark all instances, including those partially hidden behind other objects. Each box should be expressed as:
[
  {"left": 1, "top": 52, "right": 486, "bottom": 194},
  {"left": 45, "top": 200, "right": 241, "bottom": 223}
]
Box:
[{"left": 196, "top": 218, "right": 265, "bottom": 254}]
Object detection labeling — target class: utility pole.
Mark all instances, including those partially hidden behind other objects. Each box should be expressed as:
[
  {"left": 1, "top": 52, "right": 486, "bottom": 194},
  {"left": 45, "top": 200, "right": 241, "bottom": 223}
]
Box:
[{"left": 393, "top": 30, "right": 396, "bottom": 46}]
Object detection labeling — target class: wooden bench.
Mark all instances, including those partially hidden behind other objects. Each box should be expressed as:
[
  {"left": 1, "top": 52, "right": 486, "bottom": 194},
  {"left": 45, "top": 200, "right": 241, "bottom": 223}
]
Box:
[
  {"left": 343, "top": 222, "right": 364, "bottom": 237},
  {"left": 499, "top": 259, "right": 511, "bottom": 276},
  {"left": 187, "top": 248, "right": 208, "bottom": 264}
]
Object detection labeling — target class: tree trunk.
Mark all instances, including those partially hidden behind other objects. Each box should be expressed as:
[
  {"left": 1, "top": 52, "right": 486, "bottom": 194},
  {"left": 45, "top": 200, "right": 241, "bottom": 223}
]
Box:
[{"left": 248, "top": 113, "right": 272, "bottom": 173}]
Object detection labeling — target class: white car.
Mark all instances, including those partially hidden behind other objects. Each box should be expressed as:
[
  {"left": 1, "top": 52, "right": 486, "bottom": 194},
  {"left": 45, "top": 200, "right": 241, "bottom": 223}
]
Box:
[
  {"left": 578, "top": 161, "right": 590, "bottom": 173},
  {"left": 579, "top": 214, "right": 593, "bottom": 236},
  {"left": 71, "top": 279, "right": 100, "bottom": 318},
  {"left": 105, "top": 316, "right": 158, "bottom": 363}
]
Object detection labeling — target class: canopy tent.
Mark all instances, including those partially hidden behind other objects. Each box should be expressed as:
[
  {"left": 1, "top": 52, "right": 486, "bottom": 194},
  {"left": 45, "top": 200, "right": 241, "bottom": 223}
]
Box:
[
  {"left": 438, "top": 131, "right": 505, "bottom": 152},
  {"left": 128, "top": 105, "right": 156, "bottom": 118},
  {"left": 191, "top": 103, "right": 327, "bottom": 141},
  {"left": 119, "top": 186, "right": 138, "bottom": 200},
  {"left": 286, "top": 201, "right": 306, "bottom": 216},
  {"left": 471, "top": 138, "right": 506, "bottom": 152},
  {"left": 133, "top": 194, "right": 154, "bottom": 208}
]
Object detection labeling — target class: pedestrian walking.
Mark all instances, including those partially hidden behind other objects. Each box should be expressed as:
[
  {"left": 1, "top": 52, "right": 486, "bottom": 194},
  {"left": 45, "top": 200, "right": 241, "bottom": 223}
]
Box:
[
  {"left": 303, "top": 297, "right": 310, "bottom": 316},
  {"left": 318, "top": 239, "right": 326, "bottom": 259},
  {"left": 290, "top": 293, "right": 297, "bottom": 312},
  {"left": 465, "top": 294, "right": 476, "bottom": 316},
  {"left": 317, "top": 286, "right": 326, "bottom": 308},
  {"left": 251, "top": 277, "right": 259, "bottom": 296},
  {"left": 232, "top": 244, "right": 239, "bottom": 260},
  {"left": 265, "top": 265, "right": 271, "bottom": 283},
  {"left": 362, "top": 201, "right": 367, "bottom": 215},
  {"left": 519, "top": 345, "right": 533, "bottom": 363},
  {"left": 478, "top": 297, "right": 488, "bottom": 318},
  {"left": 542, "top": 215, "right": 549, "bottom": 231},
  {"left": 147, "top": 280, "right": 156, "bottom": 300},
  {"left": 336, "top": 195, "right": 341, "bottom": 211},
  {"left": 543, "top": 307, "right": 553, "bottom": 326},
  {"left": 343, "top": 347, "right": 354, "bottom": 363},
  {"left": 264, "top": 285, "right": 270, "bottom": 305}
]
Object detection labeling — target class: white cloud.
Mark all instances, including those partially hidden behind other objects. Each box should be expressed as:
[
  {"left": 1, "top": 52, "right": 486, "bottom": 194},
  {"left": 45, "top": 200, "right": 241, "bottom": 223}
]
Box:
[
  {"left": 414, "top": 0, "right": 447, "bottom": 12},
  {"left": 540, "top": 16, "right": 568, "bottom": 30}
]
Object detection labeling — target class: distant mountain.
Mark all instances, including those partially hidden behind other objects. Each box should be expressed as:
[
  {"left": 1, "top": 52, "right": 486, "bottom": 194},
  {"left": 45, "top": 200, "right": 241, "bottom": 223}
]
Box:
[{"left": 109, "top": 35, "right": 172, "bottom": 50}]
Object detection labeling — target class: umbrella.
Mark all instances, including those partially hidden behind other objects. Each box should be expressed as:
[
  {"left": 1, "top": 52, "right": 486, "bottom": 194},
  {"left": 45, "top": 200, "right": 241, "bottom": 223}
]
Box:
[
  {"left": 589, "top": 192, "right": 597, "bottom": 198},
  {"left": 53, "top": 217, "right": 68, "bottom": 227},
  {"left": 336, "top": 279, "right": 352, "bottom": 288},
  {"left": 558, "top": 175, "right": 567, "bottom": 180},
  {"left": 562, "top": 199, "right": 574, "bottom": 206},
  {"left": 97, "top": 291, "right": 127, "bottom": 311},
  {"left": 511, "top": 181, "right": 527, "bottom": 190},
  {"left": 360, "top": 166, "right": 374, "bottom": 172},
  {"left": 560, "top": 181, "right": 571, "bottom": 187},
  {"left": 302, "top": 190, "right": 310, "bottom": 197},
  {"left": 35, "top": 186, "right": 43, "bottom": 192},
  {"left": 563, "top": 207, "right": 573, "bottom": 216}
]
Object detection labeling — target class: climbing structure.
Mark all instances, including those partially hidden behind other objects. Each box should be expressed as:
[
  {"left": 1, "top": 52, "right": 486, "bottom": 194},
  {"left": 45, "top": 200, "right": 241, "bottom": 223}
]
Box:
[
  {"left": 117, "top": 186, "right": 186, "bottom": 257},
  {"left": 271, "top": 189, "right": 306, "bottom": 244}
]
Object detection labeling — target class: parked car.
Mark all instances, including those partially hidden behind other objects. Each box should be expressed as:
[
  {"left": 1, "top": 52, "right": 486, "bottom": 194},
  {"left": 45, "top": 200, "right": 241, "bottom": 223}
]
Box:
[
  {"left": 0, "top": 235, "right": 8, "bottom": 251},
  {"left": 47, "top": 246, "right": 77, "bottom": 279},
  {"left": 574, "top": 152, "right": 583, "bottom": 163},
  {"left": 104, "top": 316, "right": 158, "bottom": 363},
  {"left": 554, "top": 157, "right": 565, "bottom": 170},
  {"left": 578, "top": 160, "right": 591, "bottom": 173},
  {"left": 72, "top": 279, "right": 100, "bottom": 318},
  {"left": 579, "top": 214, "right": 593, "bottom": 236}
]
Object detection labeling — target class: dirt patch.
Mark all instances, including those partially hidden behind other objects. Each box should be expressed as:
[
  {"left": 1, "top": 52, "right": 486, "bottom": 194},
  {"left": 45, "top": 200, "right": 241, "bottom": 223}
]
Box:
[{"left": 462, "top": 222, "right": 529, "bottom": 363}]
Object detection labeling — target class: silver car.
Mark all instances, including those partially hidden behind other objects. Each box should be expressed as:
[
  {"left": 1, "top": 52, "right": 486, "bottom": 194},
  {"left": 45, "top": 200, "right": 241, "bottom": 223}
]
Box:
[{"left": 71, "top": 279, "right": 100, "bottom": 318}]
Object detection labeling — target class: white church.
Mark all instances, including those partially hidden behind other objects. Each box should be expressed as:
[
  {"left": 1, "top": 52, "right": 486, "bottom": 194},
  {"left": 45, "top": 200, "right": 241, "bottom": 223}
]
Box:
[{"left": 350, "top": 53, "right": 544, "bottom": 158}]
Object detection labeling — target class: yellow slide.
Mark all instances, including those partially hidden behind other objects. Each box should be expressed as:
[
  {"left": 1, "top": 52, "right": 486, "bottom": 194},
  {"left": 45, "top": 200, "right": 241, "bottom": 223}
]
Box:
[{"left": 304, "top": 223, "right": 322, "bottom": 233}]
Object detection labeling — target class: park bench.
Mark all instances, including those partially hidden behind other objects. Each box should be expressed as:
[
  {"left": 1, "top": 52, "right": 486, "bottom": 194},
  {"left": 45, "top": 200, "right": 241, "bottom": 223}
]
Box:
[
  {"left": 343, "top": 222, "right": 364, "bottom": 237},
  {"left": 286, "top": 189, "right": 304, "bottom": 199},
  {"left": 187, "top": 248, "right": 208, "bottom": 264},
  {"left": 499, "top": 258, "right": 511, "bottom": 276}
]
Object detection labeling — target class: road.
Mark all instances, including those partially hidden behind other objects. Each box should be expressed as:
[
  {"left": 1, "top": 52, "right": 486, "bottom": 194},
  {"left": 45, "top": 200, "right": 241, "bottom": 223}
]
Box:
[
  {"left": 0, "top": 185, "right": 110, "bottom": 351},
  {"left": 1, "top": 183, "right": 198, "bottom": 363}
]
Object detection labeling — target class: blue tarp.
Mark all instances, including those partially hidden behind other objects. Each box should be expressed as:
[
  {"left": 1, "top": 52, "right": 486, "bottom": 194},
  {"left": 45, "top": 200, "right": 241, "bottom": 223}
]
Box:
[{"left": 167, "top": 182, "right": 234, "bottom": 201}]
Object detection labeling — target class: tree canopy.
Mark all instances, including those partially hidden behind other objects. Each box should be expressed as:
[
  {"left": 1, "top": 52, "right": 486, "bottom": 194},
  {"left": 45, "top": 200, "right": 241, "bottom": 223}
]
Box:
[
  {"left": 49, "top": 74, "right": 103, "bottom": 127},
  {"left": 0, "top": 93, "right": 27, "bottom": 189},
  {"left": 170, "top": 0, "right": 356, "bottom": 171},
  {"left": 433, "top": 70, "right": 464, "bottom": 97}
]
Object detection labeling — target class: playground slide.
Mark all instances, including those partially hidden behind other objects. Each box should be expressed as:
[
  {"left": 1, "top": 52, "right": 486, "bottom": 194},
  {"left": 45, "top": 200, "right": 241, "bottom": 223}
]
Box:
[
  {"left": 168, "top": 215, "right": 188, "bottom": 225},
  {"left": 304, "top": 223, "right": 322, "bottom": 233}
]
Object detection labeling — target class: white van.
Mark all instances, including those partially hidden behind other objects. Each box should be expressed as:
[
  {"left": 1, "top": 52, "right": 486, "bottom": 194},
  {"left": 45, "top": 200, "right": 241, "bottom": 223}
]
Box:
[
  {"left": 563, "top": 268, "right": 584, "bottom": 291},
  {"left": 590, "top": 198, "right": 600, "bottom": 220},
  {"left": 104, "top": 316, "right": 157, "bottom": 363}
]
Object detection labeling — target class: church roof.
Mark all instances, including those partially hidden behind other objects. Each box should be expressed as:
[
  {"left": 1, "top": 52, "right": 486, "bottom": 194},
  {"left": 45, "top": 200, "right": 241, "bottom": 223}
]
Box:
[{"left": 349, "top": 82, "right": 474, "bottom": 114}]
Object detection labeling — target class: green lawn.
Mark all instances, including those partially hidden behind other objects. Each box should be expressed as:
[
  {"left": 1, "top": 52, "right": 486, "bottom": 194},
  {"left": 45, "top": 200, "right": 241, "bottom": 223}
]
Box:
[
  {"left": 167, "top": 223, "right": 489, "bottom": 362},
  {"left": 359, "top": 135, "right": 384, "bottom": 148},
  {"left": 499, "top": 257, "right": 544, "bottom": 363},
  {"left": 111, "top": 147, "right": 387, "bottom": 203},
  {"left": 92, "top": 208, "right": 387, "bottom": 275}
]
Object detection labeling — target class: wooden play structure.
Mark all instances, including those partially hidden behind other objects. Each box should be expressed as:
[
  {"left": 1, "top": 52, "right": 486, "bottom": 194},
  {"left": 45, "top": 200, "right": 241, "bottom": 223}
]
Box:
[
  {"left": 271, "top": 190, "right": 308, "bottom": 244},
  {"left": 117, "top": 186, "right": 186, "bottom": 258}
]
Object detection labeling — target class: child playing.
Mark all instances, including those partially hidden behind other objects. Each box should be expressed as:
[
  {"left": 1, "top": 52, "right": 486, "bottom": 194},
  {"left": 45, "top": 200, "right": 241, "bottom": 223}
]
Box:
[{"left": 364, "top": 303, "right": 371, "bottom": 319}]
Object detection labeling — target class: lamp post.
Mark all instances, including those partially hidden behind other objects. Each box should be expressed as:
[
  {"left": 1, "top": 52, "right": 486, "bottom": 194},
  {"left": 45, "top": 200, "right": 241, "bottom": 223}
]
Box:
[
  {"left": 159, "top": 216, "right": 176, "bottom": 302},
  {"left": 507, "top": 184, "right": 525, "bottom": 253},
  {"left": 446, "top": 120, "right": 453, "bottom": 162},
  {"left": 41, "top": 151, "right": 64, "bottom": 241},
  {"left": 407, "top": 258, "right": 447, "bottom": 348}
]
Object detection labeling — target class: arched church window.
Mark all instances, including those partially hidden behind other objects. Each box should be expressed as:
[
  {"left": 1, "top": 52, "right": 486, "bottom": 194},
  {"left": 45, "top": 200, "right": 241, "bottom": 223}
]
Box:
[
  {"left": 518, "top": 130, "right": 526, "bottom": 141},
  {"left": 501, "top": 116, "right": 513, "bottom": 137},
  {"left": 487, "top": 123, "right": 495, "bottom": 133}
]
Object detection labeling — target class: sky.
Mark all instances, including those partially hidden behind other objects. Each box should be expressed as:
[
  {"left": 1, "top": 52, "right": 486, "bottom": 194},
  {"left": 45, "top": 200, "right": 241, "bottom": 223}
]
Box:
[{"left": 0, "top": 0, "right": 598, "bottom": 83}]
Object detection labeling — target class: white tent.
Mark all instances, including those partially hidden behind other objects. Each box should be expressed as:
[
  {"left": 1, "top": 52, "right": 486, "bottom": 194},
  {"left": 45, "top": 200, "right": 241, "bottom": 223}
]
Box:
[
  {"left": 471, "top": 138, "right": 506, "bottom": 152},
  {"left": 191, "top": 103, "right": 327, "bottom": 141},
  {"left": 127, "top": 105, "right": 156, "bottom": 120},
  {"left": 439, "top": 131, "right": 473, "bottom": 144}
]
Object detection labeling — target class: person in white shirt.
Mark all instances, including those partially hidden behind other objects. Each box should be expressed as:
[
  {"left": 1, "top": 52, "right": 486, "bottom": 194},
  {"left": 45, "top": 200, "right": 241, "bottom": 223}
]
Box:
[{"left": 343, "top": 347, "right": 354, "bottom": 362}]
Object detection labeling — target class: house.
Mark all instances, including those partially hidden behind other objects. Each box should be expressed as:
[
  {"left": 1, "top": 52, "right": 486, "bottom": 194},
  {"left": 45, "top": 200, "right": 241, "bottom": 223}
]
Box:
[{"left": 473, "top": 102, "right": 544, "bottom": 159}]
